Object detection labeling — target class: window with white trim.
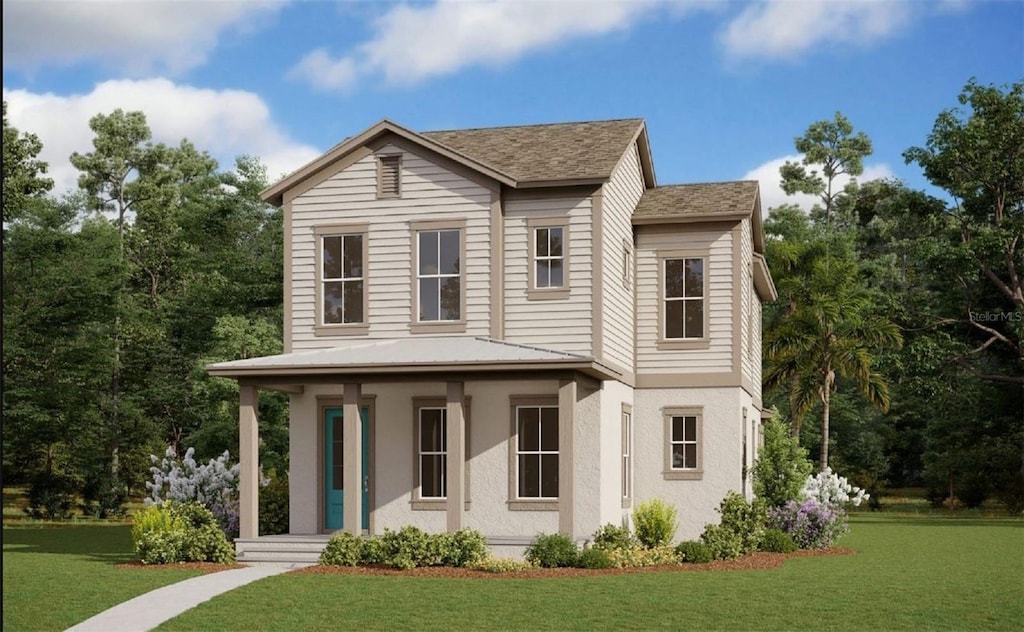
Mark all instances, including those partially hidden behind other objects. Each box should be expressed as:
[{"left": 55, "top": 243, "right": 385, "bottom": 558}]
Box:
[
  {"left": 622, "top": 239, "right": 634, "bottom": 289},
  {"left": 417, "top": 229, "right": 461, "bottom": 321},
  {"left": 664, "top": 257, "right": 705, "bottom": 339},
  {"left": 534, "top": 226, "right": 565, "bottom": 288},
  {"left": 621, "top": 406, "right": 632, "bottom": 503},
  {"left": 321, "top": 233, "right": 364, "bottom": 325},
  {"left": 516, "top": 405, "right": 559, "bottom": 499}
]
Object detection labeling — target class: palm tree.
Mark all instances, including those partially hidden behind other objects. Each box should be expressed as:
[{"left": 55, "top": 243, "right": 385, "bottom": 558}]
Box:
[{"left": 764, "top": 244, "right": 902, "bottom": 471}]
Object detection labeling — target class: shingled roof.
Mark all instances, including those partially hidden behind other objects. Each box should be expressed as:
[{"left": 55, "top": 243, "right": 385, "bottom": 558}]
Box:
[
  {"left": 421, "top": 118, "right": 645, "bottom": 183},
  {"left": 632, "top": 181, "right": 760, "bottom": 222}
]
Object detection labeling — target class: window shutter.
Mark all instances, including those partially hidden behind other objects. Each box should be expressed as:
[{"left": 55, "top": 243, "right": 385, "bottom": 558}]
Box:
[{"left": 379, "top": 155, "right": 401, "bottom": 197}]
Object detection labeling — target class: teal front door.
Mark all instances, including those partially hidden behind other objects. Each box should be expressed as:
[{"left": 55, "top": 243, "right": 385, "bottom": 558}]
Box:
[{"left": 324, "top": 406, "right": 370, "bottom": 531}]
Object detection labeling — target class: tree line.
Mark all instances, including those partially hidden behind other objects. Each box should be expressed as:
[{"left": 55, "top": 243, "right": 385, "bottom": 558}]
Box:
[{"left": 2, "top": 78, "right": 1021, "bottom": 517}]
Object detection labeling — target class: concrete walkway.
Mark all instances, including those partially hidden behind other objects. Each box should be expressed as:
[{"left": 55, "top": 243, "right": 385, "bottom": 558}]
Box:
[{"left": 66, "top": 563, "right": 307, "bottom": 632}]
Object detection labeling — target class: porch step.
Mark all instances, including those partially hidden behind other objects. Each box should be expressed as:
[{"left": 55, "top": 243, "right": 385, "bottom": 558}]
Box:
[
  {"left": 237, "top": 549, "right": 323, "bottom": 564},
  {"left": 235, "top": 536, "right": 331, "bottom": 565}
]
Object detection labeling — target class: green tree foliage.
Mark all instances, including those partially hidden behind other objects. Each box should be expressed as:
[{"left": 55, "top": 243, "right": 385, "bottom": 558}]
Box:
[
  {"left": 2, "top": 101, "right": 53, "bottom": 224},
  {"left": 780, "top": 112, "right": 873, "bottom": 224},
  {"left": 753, "top": 413, "right": 813, "bottom": 507}
]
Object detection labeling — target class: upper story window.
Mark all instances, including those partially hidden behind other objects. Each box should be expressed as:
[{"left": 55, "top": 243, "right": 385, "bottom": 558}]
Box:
[
  {"left": 622, "top": 239, "right": 634, "bottom": 290},
  {"left": 314, "top": 224, "right": 368, "bottom": 335},
  {"left": 527, "top": 217, "right": 570, "bottom": 300},
  {"left": 413, "top": 222, "right": 464, "bottom": 328},
  {"left": 377, "top": 155, "right": 401, "bottom": 198},
  {"left": 664, "top": 257, "right": 705, "bottom": 339}
]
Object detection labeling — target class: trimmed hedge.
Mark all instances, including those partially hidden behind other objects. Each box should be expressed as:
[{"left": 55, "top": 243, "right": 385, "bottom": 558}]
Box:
[
  {"left": 319, "top": 527, "right": 487, "bottom": 569},
  {"left": 132, "top": 501, "right": 235, "bottom": 565}
]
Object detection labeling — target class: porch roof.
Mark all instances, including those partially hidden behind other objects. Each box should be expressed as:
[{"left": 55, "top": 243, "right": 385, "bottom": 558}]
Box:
[{"left": 206, "top": 337, "right": 621, "bottom": 382}]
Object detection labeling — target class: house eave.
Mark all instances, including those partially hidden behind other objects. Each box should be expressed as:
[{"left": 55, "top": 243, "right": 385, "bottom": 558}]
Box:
[{"left": 753, "top": 252, "right": 778, "bottom": 302}]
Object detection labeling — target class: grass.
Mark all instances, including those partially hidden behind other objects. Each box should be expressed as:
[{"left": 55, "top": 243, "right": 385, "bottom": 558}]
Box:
[
  {"left": 157, "top": 514, "right": 1024, "bottom": 631},
  {"left": 2, "top": 524, "right": 202, "bottom": 631}
]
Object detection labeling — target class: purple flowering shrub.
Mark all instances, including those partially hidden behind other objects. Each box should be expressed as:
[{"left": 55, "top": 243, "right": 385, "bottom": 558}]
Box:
[
  {"left": 145, "top": 447, "right": 241, "bottom": 539},
  {"left": 767, "top": 499, "right": 847, "bottom": 549}
]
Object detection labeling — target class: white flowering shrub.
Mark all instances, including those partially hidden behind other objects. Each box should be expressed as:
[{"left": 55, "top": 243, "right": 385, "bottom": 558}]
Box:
[
  {"left": 801, "top": 468, "right": 869, "bottom": 507},
  {"left": 145, "top": 447, "right": 240, "bottom": 539}
]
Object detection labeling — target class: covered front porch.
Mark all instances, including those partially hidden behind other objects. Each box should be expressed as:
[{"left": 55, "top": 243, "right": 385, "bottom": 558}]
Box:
[{"left": 207, "top": 337, "right": 624, "bottom": 551}]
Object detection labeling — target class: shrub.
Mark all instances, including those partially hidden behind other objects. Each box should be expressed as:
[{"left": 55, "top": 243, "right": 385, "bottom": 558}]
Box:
[
  {"left": 259, "top": 472, "right": 289, "bottom": 536},
  {"left": 675, "top": 540, "right": 713, "bottom": 564},
  {"left": 437, "top": 529, "right": 488, "bottom": 567},
  {"left": 699, "top": 492, "right": 767, "bottom": 560},
  {"left": 759, "top": 528, "right": 797, "bottom": 553},
  {"left": 320, "top": 532, "right": 364, "bottom": 566},
  {"left": 752, "top": 415, "right": 813, "bottom": 508},
  {"left": 25, "top": 472, "right": 75, "bottom": 520},
  {"left": 81, "top": 471, "right": 127, "bottom": 519},
  {"left": 801, "top": 468, "right": 869, "bottom": 508},
  {"left": 768, "top": 499, "right": 846, "bottom": 549},
  {"left": 468, "top": 556, "right": 536, "bottom": 573},
  {"left": 604, "top": 545, "right": 679, "bottom": 568},
  {"left": 592, "top": 523, "right": 636, "bottom": 551},
  {"left": 525, "top": 533, "right": 578, "bottom": 568},
  {"left": 633, "top": 498, "right": 678, "bottom": 548},
  {"left": 376, "top": 526, "right": 435, "bottom": 569},
  {"left": 132, "top": 501, "right": 234, "bottom": 565},
  {"left": 577, "top": 547, "right": 615, "bottom": 569},
  {"left": 360, "top": 536, "right": 386, "bottom": 565},
  {"left": 145, "top": 447, "right": 240, "bottom": 539}
]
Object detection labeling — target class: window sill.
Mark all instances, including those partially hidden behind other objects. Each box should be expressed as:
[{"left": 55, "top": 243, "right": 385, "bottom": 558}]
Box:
[
  {"left": 314, "top": 324, "right": 370, "bottom": 337},
  {"left": 411, "top": 500, "right": 471, "bottom": 511},
  {"left": 656, "top": 338, "right": 711, "bottom": 351},
  {"left": 410, "top": 322, "right": 467, "bottom": 334},
  {"left": 663, "top": 470, "right": 703, "bottom": 481},
  {"left": 527, "top": 288, "right": 571, "bottom": 301},
  {"left": 507, "top": 500, "right": 559, "bottom": 511}
]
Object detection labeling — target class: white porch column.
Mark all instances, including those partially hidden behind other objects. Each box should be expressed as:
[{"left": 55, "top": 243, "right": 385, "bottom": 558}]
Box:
[
  {"left": 445, "top": 381, "right": 466, "bottom": 532},
  {"left": 558, "top": 378, "right": 576, "bottom": 537},
  {"left": 343, "top": 383, "right": 362, "bottom": 535},
  {"left": 239, "top": 385, "right": 259, "bottom": 539}
]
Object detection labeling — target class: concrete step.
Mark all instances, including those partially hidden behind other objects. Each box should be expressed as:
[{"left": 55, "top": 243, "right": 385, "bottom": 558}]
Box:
[
  {"left": 238, "top": 550, "right": 323, "bottom": 563},
  {"left": 236, "top": 541, "right": 329, "bottom": 553}
]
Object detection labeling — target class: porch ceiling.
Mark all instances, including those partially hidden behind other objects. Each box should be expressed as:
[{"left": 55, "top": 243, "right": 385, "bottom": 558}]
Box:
[{"left": 206, "top": 336, "right": 620, "bottom": 384}]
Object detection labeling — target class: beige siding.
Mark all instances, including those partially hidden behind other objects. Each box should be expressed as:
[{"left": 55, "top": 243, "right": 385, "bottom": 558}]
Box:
[
  {"left": 504, "top": 196, "right": 594, "bottom": 354},
  {"left": 740, "top": 218, "right": 754, "bottom": 388},
  {"left": 600, "top": 142, "right": 643, "bottom": 372},
  {"left": 290, "top": 143, "right": 493, "bottom": 350},
  {"left": 635, "top": 224, "right": 735, "bottom": 373},
  {"left": 752, "top": 295, "right": 763, "bottom": 401}
]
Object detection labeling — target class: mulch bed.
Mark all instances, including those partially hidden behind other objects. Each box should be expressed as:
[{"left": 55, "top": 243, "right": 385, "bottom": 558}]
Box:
[
  {"left": 289, "top": 547, "right": 855, "bottom": 579},
  {"left": 115, "top": 560, "right": 246, "bottom": 574}
]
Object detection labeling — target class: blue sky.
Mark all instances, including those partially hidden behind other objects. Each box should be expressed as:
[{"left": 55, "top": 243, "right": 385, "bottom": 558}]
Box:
[{"left": 3, "top": 0, "right": 1022, "bottom": 211}]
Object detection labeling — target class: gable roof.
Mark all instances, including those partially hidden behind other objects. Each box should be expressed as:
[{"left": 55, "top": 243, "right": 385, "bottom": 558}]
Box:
[
  {"left": 420, "top": 118, "right": 647, "bottom": 185},
  {"left": 262, "top": 118, "right": 654, "bottom": 205},
  {"left": 632, "top": 181, "right": 760, "bottom": 221}
]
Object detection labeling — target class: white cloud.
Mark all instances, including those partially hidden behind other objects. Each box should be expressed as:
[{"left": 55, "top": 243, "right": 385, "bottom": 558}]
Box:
[
  {"left": 290, "top": 0, "right": 697, "bottom": 91},
  {"left": 742, "top": 154, "right": 894, "bottom": 213},
  {"left": 3, "top": 79, "right": 320, "bottom": 194},
  {"left": 3, "top": 0, "right": 286, "bottom": 75},
  {"left": 720, "top": 0, "right": 914, "bottom": 61}
]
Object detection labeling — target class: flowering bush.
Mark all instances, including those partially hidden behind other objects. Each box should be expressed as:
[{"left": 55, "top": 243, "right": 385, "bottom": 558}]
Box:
[
  {"left": 767, "top": 469, "right": 868, "bottom": 549},
  {"left": 145, "top": 447, "right": 241, "bottom": 539},
  {"left": 768, "top": 499, "right": 846, "bottom": 549},
  {"left": 801, "top": 468, "right": 869, "bottom": 507}
]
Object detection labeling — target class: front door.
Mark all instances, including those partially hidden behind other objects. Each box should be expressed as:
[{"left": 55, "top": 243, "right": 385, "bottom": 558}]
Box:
[{"left": 324, "top": 406, "right": 369, "bottom": 531}]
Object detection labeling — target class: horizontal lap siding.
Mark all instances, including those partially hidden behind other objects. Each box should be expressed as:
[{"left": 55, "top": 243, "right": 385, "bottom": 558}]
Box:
[
  {"left": 635, "top": 226, "right": 734, "bottom": 373},
  {"left": 290, "top": 144, "right": 492, "bottom": 350},
  {"left": 741, "top": 219, "right": 754, "bottom": 388},
  {"left": 601, "top": 143, "right": 643, "bottom": 372},
  {"left": 504, "top": 196, "right": 593, "bottom": 355}
]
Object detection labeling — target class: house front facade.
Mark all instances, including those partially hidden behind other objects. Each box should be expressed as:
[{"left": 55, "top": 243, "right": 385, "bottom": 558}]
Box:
[{"left": 207, "top": 118, "right": 776, "bottom": 555}]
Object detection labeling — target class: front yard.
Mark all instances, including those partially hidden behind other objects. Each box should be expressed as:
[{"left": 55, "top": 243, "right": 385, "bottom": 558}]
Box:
[{"left": 3, "top": 514, "right": 1021, "bottom": 631}]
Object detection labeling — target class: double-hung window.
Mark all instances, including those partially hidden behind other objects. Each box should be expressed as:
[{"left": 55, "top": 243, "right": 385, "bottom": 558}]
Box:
[
  {"left": 527, "top": 218, "right": 570, "bottom": 299},
  {"left": 514, "top": 403, "right": 559, "bottom": 499},
  {"left": 315, "top": 225, "right": 367, "bottom": 334},
  {"left": 418, "top": 407, "right": 447, "bottom": 499},
  {"left": 664, "top": 256, "right": 705, "bottom": 339},
  {"left": 621, "top": 404, "right": 633, "bottom": 507},
  {"left": 415, "top": 226, "right": 462, "bottom": 323},
  {"left": 663, "top": 406, "right": 702, "bottom": 480}
]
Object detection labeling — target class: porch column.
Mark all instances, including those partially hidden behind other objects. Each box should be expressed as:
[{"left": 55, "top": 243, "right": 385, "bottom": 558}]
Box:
[
  {"left": 558, "top": 378, "right": 576, "bottom": 537},
  {"left": 446, "top": 381, "right": 466, "bottom": 532},
  {"left": 343, "top": 383, "right": 363, "bottom": 535},
  {"left": 239, "top": 385, "right": 259, "bottom": 540}
]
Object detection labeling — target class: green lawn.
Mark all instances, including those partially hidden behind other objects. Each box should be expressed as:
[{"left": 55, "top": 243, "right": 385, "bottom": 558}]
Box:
[
  {"left": 158, "top": 515, "right": 1024, "bottom": 632},
  {"left": 2, "top": 524, "right": 202, "bottom": 631}
]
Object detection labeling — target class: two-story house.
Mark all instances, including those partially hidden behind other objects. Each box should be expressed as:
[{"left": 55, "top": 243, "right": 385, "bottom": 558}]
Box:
[{"left": 208, "top": 118, "right": 776, "bottom": 561}]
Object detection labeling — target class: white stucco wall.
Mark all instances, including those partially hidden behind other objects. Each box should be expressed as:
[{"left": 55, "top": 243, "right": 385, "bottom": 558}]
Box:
[
  {"left": 598, "top": 380, "right": 634, "bottom": 530},
  {"left": 632, "top": 387, "right": 746, "bottom": 541}
]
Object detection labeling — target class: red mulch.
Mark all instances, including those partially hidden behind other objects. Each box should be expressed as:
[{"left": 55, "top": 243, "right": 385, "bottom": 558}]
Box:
[
  {"left": 289, "top": 547, "right": 855, "bottom": 579},
  {"left": 115, "top": 560, "right": 246, "bottom": 574}
]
